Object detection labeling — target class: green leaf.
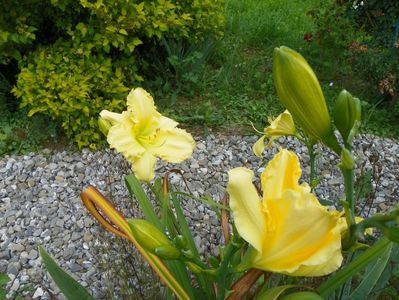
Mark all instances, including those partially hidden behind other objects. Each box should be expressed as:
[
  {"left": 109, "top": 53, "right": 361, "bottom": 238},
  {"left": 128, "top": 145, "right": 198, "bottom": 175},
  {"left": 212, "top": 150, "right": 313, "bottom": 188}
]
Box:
[
  {"left": 257, "top": 285, "right": 301, "bottom": 300},
  {"left": 383, "top": 227, "right": 399, "bottom": 243},
  {"left": 119, "top": 28, "right": 128, "bottom": 35},
  {"left": 125, "top": 174, "right": 161, "bottom": 228},
  {"left": 350, "top": 242, "right": 392, "bottom": 300},
  {"left": 317, "top": 238, "right": 393, "bottom": 298},
  {"left": 39, "top": 246, "right": 94, "bottom": 300},
  {"left": 280, "top": 291, "right": 323, "bottom": 300}
]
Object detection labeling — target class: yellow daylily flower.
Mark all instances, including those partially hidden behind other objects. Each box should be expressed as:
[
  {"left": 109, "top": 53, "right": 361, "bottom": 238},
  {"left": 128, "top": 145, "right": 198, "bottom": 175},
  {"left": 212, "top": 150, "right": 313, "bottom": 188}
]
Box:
[
  {"left": 227, "top": 149, "right": 346, "bottom": 276},
  {"left": 252, "top": 110, "right": 296, "bottom": 157},
  {"left": 100, "top": 88, "right": 195, "bottom": 181}
]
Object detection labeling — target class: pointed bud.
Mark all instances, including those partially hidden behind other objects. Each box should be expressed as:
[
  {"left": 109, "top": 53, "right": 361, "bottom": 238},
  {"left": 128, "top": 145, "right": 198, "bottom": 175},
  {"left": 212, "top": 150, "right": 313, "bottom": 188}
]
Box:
[
  {"left": 273, "top": 46, "right": 340, "bottom": 153},
  {"left": 98, "top": 117, "right": 111, "bottom": 136},
  {"left": 128, "top": 219, "right": 180, "bottom": 259},
  {"left": 333, "top": 90, "right": 361, "bottom": 143},
  {"left": 186, "top": 262, "right": 204, "bottom": 274},
  {"left": 173, "top": 235, "right": 188, "bottom": 249},
  {"left": 339, "top": 148, "right": 355, "bottom": 170}
]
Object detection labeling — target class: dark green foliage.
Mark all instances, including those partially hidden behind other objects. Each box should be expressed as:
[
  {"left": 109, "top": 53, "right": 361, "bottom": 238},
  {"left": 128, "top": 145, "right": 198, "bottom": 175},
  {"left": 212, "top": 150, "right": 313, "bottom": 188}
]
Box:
[
  {"left": 1, "top": 0, "right": 225, "bottom": 150},
  {"left": 308, "top": 0, "right": 398, "bottom": 104},
  {"left": 12, "top": 41, "right": 130, "bottom": 149}
]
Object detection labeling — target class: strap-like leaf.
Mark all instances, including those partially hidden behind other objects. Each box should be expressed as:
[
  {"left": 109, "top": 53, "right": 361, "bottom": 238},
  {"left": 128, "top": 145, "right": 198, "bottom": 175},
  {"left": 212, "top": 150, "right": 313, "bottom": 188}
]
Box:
[
  {"left": 39, "top": 246, "right": 94, "bottom": 300},
  {"left": 350, "top": 242, "right": 393, "bottom": 300},
  {"left": 80, "top": 186, "right": 190, "bottom": 300},
  {"left": 256, "top": 285, "right": 302, "bottom": 300},
  {"left": 317, "top": 237, "right": 393, "bottom": 298}
]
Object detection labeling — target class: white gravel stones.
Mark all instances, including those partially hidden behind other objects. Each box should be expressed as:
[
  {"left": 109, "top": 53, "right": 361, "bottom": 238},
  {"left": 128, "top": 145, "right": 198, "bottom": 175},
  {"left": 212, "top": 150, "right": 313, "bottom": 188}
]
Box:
[{"left": 1, "top": 133, "right": 398, "bottom": 298}]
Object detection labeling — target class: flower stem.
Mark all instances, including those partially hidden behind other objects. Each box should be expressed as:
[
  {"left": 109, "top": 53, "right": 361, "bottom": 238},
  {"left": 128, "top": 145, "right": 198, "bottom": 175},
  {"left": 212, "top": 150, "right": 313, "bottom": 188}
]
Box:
[{"left": 342, "top": 168, "right": 356, "bottom": 229}]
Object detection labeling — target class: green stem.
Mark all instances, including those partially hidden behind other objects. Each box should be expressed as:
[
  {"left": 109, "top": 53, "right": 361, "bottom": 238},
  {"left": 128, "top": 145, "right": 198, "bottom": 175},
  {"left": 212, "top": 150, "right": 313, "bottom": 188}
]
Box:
[
  {"left": 342, "top": 168, "right": 356, "bottom": 228},
  {"left": 307, "top": 142, "right": 316, "bottom": 190}
]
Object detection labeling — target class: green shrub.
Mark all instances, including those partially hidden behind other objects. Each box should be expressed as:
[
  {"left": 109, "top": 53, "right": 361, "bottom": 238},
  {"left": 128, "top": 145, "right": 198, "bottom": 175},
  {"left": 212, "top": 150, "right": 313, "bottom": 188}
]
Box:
[
  {"left": 3, "top": 0, "right": 225, "bottom": 150},
  {"left": 12, "top": 41, "right": 130, "bottom": 149}
]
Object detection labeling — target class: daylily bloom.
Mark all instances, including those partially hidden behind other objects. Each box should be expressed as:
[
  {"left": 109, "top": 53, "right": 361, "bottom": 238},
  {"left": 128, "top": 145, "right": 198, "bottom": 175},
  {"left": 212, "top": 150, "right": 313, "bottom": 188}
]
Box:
[
  {"left": 100, "top": 88, "right": 195, "bottom": 181},
  {"left": 273, "top": 46, "right": 340, "bottom": 153},
  {"left": 227, "top": 149, "right": 346, "bottom": 276},
  {"left": 252, "top": 110, "right": 296, "bottom": 157}
]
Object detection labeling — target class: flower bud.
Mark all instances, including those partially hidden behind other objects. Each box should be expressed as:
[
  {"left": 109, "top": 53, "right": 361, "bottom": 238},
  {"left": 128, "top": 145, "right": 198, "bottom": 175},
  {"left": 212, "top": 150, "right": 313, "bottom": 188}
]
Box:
[
  {"left": 333, "top": 90, "right": 361, "bottom": 143},
  {"left": 128, "top": 219, "right": 180, "bottom": 259},
  {"left": 98, "top": 117, "right": 111, "bottom": 136},
  {"left": 186, "top": 262, "right": 204, "bottom": 274},
  {"left": 273, "top": 46, "right": 340, "bottom": 153},
  {"left": 173, "top": 235, "right": 188, "bottom": 249}
]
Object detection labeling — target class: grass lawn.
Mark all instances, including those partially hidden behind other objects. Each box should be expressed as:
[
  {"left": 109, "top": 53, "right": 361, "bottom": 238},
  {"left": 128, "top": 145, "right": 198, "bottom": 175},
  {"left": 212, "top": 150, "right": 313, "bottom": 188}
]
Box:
[{"left": 155, "top": 0, "right": 399, "bottom": 138}]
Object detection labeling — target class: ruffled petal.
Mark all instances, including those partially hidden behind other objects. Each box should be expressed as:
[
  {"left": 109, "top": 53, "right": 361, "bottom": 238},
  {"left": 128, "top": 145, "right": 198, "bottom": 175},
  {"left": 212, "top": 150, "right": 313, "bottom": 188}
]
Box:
[
  {"left": 252, "top": 191, "right": 344, "bottom": 276},
  {"left": 127, "top": 88, "right": 160, "bottom": 134},
  {"left": 261, "top": 149, "right": 304, "bottom": 201},
  {"left": 107, "top": 120, "right": 146, "bottom": 159},
  {"left": 131, "top": 151, "right": 157, "bottom": 182},
  {"left": 158, "top": 116, "right": 178, "bottom": 129},
  {"left": 227, "top": 167, "right": 266, "bottom": 252},
  {"left": 252, "top": 135, "right": 266, "bottom": 157},
  {"left": 148, "top": 128, "right": 195, "bottom": 163},
  {"left": 100, "top": 110, "right": 124, "bottom": 125}
]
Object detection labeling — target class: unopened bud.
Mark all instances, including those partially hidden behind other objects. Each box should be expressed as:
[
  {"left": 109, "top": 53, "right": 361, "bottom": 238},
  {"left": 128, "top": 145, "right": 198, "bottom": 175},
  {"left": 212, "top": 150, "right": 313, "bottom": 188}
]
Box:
[
  {"left": 333, "top": 90, "right": 361, "bottom": 144},
  {"left": 186, "top": 262, "right": 204, "bottom": 274},
  {"left": 128, "top": 219, "right": 180, "bottom": 259},
  {"left": 273, "top": 46, "right": 340, "bottom": 153},
  {"left": 173, "top": 235, "right": 188, "bottom": 249}
]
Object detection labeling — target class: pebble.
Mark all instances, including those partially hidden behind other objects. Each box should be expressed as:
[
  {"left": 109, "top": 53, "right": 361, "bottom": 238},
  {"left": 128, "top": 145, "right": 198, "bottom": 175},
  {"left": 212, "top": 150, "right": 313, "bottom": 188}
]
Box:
[{"left": 1, "top": 134, "right": 398, "bottom": 299}]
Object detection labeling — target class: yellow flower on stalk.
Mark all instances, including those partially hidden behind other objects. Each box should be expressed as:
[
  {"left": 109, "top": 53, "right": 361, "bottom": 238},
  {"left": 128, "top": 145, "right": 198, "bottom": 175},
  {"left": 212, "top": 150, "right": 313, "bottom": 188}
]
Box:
[
  {"left": 100, "top": 88, "right": 195, "bottom": 181},
  {"left": 227, "top": 149, "right": 346, "bottom": 276},
  {"left": 273, "top": 46, "right": 340, "bottom": 153},
  {"left": 253, "top": 110, "right": 296, "bottom": 157}
]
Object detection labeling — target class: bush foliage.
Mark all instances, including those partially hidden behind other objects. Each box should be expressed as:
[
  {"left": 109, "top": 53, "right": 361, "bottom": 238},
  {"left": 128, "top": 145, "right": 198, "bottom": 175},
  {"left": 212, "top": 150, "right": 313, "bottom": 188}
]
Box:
[{"left": 2, "top": 0, "right": 224, "bottom": 148}]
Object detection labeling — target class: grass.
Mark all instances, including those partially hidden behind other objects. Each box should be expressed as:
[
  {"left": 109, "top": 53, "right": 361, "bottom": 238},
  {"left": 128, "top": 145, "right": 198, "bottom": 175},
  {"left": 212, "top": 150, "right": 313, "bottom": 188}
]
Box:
[
  {"left": 154, "top": 0, "right": 399, "bottom": 139},
  {"left": 155, "top": 0, "right": 320, "bottom": 133}
]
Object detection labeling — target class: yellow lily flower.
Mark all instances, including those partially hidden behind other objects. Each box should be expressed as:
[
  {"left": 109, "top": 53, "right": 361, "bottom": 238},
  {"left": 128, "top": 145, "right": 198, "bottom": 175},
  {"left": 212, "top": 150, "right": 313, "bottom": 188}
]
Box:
[
  {"left": 227, "top": 149, "right": 346, "bottom": 276},
  {"left": 100, "top": 88, "right": 195, "bottom": 181},
  {"left": 252, "top": 110, "right": 296, "bottom": 157}
]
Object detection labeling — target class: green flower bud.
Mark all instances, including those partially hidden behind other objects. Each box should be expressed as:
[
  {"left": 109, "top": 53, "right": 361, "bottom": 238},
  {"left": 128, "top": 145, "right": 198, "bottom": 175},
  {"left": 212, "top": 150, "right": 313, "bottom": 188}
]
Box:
[
  {"left": 333, "top": 90, "right": 361, "bottom": 143},
  {"left": 273, "top": 46, "right": 340, "bottom": 153},
  {"left": 186, "top": 262, "right": 204, "bottom": 274},
  {"left": 128, "top": 219, "right": 180, "bottom": 259},
  {"left": 173, "top": 235, "right": 188, "bottom": 249},
  {"left": 98, "top": 117, "right": 111, "bottom": 136},
  {"left": 339, "top": 148, "right": 355, "bottom": 170}
]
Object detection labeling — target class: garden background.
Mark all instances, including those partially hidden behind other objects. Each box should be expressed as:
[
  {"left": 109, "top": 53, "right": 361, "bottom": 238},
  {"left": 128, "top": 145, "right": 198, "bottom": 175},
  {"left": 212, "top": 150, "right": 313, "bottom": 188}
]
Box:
[{"left": 0, "top": 0, "right": 398, "bottom": 155}]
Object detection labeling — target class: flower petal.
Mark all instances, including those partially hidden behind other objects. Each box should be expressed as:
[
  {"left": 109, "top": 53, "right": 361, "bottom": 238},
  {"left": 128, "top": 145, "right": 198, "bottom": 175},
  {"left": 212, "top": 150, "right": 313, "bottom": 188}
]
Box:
[
  {"left": 127, "top": 88, "right": 160, "bottom": 134},
  {"left": 132, "top": 152, "right": 157, "bottom": 182},
  {"left": 253, "top": 135, "right": 266, "bottom": 157},
  {"left": 107, "top": 116, "right": 146, "bottom": 159},
  {"left": 265, "top": 110, "right": 296, "bottom": 137},
  {"left": 158, "top": 116, "right": 178, "bottom": 129},
  {"left": 100, "top": 110, "right": 124, "bottom": 125},
  {"left": 261, "top": 149, "right": 305, "bottom": 201},
  {"left": 148, "top": 128, "right": 195, "bottom": 163},
  {"left": 253, "top": 191, "right": 344, "bottom": 276},
  {"left": 227, "top": 167, "right": 266, "bottom": 252}
]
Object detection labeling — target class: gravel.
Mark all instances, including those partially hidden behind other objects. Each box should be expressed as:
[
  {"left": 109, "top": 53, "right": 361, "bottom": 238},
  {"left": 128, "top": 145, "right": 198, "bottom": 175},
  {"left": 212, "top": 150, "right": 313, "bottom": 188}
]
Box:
[{"left": 1, "top": 133, "right": 398, "bottom": 299}]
